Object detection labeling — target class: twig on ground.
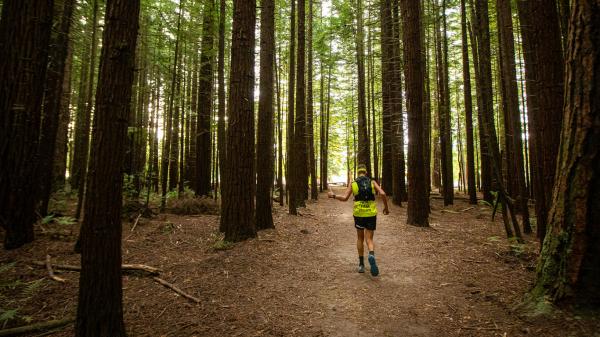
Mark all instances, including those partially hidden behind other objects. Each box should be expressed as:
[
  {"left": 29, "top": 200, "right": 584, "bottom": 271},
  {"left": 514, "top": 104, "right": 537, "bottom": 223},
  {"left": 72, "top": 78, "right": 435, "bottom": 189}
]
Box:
[
  {"left": 462, "top": 326, "right": 502, "bottom": 331},
  {"left": 441, "top": 209, "right": 460, "bottom": 214},
  {"left": 32, "top": 261, "right": 161, "bottom": 276},
  {"left": 0, "top": 317, "right": 74, "bottom": 337},
  {"left": 45, "top": 255, "right": 65, "bottom": 283},
  {"left": 131, "top": 212, "right": 143, "bottom": 232},
  {"left": 152, "top": 276, "right": 201, "bottom": 304},
  {"left": 460, "top": 207, "right": 475, "bottom": 212}
]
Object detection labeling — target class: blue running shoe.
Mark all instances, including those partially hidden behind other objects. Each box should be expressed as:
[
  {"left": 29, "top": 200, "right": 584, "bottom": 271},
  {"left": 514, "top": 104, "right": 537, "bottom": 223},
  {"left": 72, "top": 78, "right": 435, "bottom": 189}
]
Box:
[{"left": 368, "top": 254, "right": 379, "bottom": 276}]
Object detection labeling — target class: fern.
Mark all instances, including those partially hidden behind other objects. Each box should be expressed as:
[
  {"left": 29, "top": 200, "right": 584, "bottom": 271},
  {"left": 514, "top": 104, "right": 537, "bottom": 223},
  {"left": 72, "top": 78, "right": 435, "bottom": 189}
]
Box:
[
  {"left": 55, "top": 216, "right": 76, "bottom": 226},
  {"left": 21, "top": 279, "right": 44, "bottom": 298},
  {"left": 41, "top": 214, "right": 55, "bottom": 225},
  {"left": 0, "top": 262, "right": 15, "bottom": 275},
  {"left": 0, "top": 308, "right": 18, "bottom": 324}
]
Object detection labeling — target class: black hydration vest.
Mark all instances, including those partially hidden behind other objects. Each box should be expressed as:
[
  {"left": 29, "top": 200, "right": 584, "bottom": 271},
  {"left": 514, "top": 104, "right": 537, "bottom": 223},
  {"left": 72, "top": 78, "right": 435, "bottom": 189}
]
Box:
[{"left": 354, "top": 176, "right": 375, "bottom": 201}]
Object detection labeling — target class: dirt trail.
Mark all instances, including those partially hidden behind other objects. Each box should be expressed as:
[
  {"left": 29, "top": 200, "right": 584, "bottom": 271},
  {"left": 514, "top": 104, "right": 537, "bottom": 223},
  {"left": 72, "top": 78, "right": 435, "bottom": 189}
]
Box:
[{"left": 1, "top": 190, "right": 599, "bottom": 336}]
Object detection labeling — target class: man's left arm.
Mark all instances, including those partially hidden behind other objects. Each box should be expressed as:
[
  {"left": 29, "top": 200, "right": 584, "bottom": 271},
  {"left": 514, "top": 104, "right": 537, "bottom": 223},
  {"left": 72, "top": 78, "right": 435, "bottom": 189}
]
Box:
[{"left": 373, "top": 181, "right": 390, "bottom": 215}]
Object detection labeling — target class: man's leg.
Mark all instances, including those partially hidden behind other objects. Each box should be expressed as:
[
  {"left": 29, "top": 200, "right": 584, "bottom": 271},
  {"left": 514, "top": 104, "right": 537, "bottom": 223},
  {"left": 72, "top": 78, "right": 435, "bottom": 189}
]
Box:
[
  {"left": 365, "top": 229, "right": 379, "bottom": 276},
  {"left": 356, "top": 229, "right": 365, "bottom": 273},
  {"left": 365, "top": 229, "right": 375, "bottom": 252}
]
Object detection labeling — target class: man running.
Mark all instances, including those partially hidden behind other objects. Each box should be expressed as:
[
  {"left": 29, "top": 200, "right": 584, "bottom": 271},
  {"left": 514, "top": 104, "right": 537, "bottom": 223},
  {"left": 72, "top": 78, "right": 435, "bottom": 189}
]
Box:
[{"left": 328, "top": 164, "right": 389, "bottom": 276}]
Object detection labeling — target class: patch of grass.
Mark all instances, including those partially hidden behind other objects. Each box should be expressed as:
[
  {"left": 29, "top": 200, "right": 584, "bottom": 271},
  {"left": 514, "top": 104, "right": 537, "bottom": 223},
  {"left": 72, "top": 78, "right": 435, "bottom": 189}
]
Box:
[{"left": 212, "top": 240, "right": 235, "bottom": 251}]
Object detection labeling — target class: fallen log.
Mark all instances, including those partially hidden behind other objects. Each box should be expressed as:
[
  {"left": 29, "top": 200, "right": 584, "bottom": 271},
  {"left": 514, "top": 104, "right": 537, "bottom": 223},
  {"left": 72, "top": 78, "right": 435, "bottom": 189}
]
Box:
[{"left": 0, "top": 317, "right": 74, "bottom": 336}]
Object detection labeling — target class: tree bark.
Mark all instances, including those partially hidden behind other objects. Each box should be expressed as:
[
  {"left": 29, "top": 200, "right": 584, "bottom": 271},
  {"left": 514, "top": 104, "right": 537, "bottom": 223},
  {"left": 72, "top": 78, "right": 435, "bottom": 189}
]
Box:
[
  {"left": 496, "top": 0, "right": 531, "bottom": 233},
  {"left": 220, "top": 0, "right": 257, "bottom": 242},
  {"left": 517, "top": 0, "right": 564, "bottom": 242},
  {"left": 460, "top": 0, "right": 477, "bottom": 204},
  {"left": 196, "top": 0, "right": 216, "bottom": 197},
  {"left": 400, "top": 0, "right": 429, "bottom": 227},
  {"left": 287, "top": 0, "right": 297, "bottom": 214},
  {"left": 0, "top": 0, "right": 53, "bottom": 249},
  {"left": 256, "top": 0, "right": 275, "bottom": 230},
  {"left": 76, "top": 0, "right": 139, "bottom": 334},
  {"left": 530, "top": 0, "right": 600, "bottom": 305},
  {"left": 379, "top": 0, "right": 394, "bottom": 192},
  {"left": 38, "top": 0, "right": 76, "bottom": 216},
  {"left": 293, "top": 0, "right": 308, "bottom": 206},
  {"left": 308, "top": 0, "right": 318, "bottom": 200},
  {"left": 356, "top": 0, "right": 371, "bottom": 176}
]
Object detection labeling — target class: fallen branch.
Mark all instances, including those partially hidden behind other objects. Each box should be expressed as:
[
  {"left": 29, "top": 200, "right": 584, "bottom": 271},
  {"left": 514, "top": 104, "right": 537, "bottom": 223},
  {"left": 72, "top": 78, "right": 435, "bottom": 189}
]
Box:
[
  {"left": 0, "top": 317, "right": 74, "bottom": 336},
  {"left": 152, "top": 277, "right": 200, "bottom": 304},
  {"left": 32, "top": 261, "right": 161, "bottom": 276},
  {"left": 130, "top": 212, "right": 143, "bottom": 232},
  {"left": 45, "top": 255, "right": 65, "bottom": 283},
  {"left": 462, "top": 326, "right": 502, "bottom": 331},
  {"left": 460, "top": 207, "right": 475, "bottom": 212},
  {"left": 441, "top": 209, "right": 460, "bottom": 214}
]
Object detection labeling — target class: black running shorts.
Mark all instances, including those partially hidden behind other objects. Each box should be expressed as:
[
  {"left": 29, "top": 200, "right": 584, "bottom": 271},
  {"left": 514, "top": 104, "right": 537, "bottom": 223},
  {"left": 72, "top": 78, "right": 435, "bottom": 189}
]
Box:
[{"left": 354, "top": 216, "right": 376, "bottom": 231}]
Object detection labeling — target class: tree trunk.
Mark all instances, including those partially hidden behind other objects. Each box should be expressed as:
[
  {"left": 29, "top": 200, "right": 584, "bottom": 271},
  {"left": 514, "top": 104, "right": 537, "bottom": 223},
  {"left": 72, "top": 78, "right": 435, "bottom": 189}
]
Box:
[
  {"left": 308, "top": 0, "right": 318, "bottom": 200},
  {"left": 496, "top": 0, "right": 531, "bottom": 233},
  {"left": 530, "top": 0, "right": 600, "bottom": 305},
  {"left": 400, "top": 0, "right": 429, "bottom": 227},
  {"left": 256, "top": 0, "right": 275, "bottom": 230},
  {"left": 196, "top": 0, "right": 216, "bottom": 197},
  {"left": 0, "top": 0, "right": 53, "bottom": 249},
  {"left": 517, "top": 0, "right": 564, "bottom": 242},
  {"left": 37, "top": 0, "right": 76, "bottom": 216},
  {"left": 460, "top": 0, "right": 477, "bottom": 204},
  {"left": 293, "top": 0, "right": 308, "bottom": 207},
  {"left": 468, "top": 0, "right": 493, "bottom": 203},
  {"left": 287, "top": 0, "right": 297, "bottom": 214},
  {"left": 379, "top": 0, "right": 394, "bottom": 192},
  {"left": 220, "top": 0, "right": 257, "bottom": 242},
  {"left": 74, "top": 0, "right": 99, "bottom": 219},
  {"left": 53, "top": 41, "right": 73, "bottom": 188},
  {"left": 356, "top": 0, "right": 371, "bottom": 176},
  {"left": 76, "top": 0, "right": 139, "bottom": 334},
  {"left": 217, "top": 0, "right": 227, "bottom": 204},
  {"left": 391, "top": 0, "right": 407, "bottom": 203}
]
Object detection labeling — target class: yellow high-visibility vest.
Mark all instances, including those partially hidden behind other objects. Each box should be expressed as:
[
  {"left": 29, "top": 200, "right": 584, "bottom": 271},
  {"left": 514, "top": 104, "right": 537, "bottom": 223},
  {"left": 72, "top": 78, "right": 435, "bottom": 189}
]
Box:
[{"left": 351, "top": 179, "right": 377, "bottom": 217}]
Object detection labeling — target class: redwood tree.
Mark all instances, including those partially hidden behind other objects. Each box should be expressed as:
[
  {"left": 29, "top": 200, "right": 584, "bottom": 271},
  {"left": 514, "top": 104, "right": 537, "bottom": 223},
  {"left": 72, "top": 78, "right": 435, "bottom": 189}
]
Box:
[
  {"left": 517, "top": 0, "right": 564, "bottom": 241},
  {"left": 76, "top": 0, "right": 139, "bottom": 334},
  {"left": 400, "top": 0, "right": 429, "bottom": 227},
  {"left": 256, "top": 0, "right": 275, "bottom": 230},
  {"left": 0, "top": 0, "right": 53, "bottom": 249},
  {"left": 530, "top": 0, "right": 599, "bottom": 305},
  {"left": 220, "top": 0, "right": 257, "bottom": 241},
  {"left": 196, "top": 0, "right": 216, "bottom": 197}
]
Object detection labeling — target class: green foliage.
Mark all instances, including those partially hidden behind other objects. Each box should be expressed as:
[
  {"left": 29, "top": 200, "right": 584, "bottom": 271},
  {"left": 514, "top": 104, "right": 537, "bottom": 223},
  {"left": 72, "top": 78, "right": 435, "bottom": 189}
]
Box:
[
  {"left": 0, "top": 262, "right": 45, "bottom": 327},
  {"left": 54, "top": 216, "right": 77, "bottom": 226},
  {"left": 212, "top": 239, "right": 235, "bottom": 251}
]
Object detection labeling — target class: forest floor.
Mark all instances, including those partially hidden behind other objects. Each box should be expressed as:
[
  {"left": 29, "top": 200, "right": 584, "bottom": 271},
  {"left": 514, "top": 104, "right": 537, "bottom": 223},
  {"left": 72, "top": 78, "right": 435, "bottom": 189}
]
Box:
[{"left": 1, "top": 188, "right": 600, "bottom": 337}]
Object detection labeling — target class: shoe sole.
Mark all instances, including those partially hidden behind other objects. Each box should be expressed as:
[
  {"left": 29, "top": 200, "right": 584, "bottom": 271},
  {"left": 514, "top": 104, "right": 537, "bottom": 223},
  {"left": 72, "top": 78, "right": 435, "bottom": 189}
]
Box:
[{"left": 368, "top": 255, "right": 379, "bottom": 276}]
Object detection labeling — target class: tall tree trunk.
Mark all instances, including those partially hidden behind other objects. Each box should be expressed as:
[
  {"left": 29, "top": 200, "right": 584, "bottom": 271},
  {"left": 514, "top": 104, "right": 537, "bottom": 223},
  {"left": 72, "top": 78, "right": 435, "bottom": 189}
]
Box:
[
  {"left": 256, "top": 0, "right": 275, "bottom": 230},
  {"left": 0, "top": 0, "right": 53, "bottom": 249},
  {"left": 53, "top": 41, "right": 73, "bottom": 188},
  {"left": 287, "top": 0, "right": 297, "bottom": 214},
  {"left": 356, "top": 0, "right": 371, "bottom": 176},
  {"left": 474, "top": 0, "right": 522, "bottom": 241},
  {"left": 293, "top": 0, "right": 307, "bottom": 207},
  {"left": 74, "top": 0, "right": 99, "bottom": 219},
  {"left": 37, "top": 0, "right": 76, "bottom": 216},
  {"left": 379, "top": 0, "right": 394, "bottom": 192},
  {"left": 196, "top": 0, "right": 216, "bottom": 197},
  {"left": 434, "top": 0, "right": 453, "bottom": 206},
  {"left": 217, "top": 0, "right": 227, "bottom": 204},
  {"left": 76, "top": 0, "right": 139, "bottom": 334},
  {"left": 308, "top": 0, "right": 318, "bottom": 200},
  {"left": 391, "top": 0, "right": 407, "bottom": 203},
  {"left": 530, "top": 0, "right": 600, "bottom": 305},
  {"left": 496, "top": 0, "right": 531, "bottom": 233},
  {"left": 469, "top": 0, "right": 493, "bottom": 203},
  {"left": 220, "top": 0, "right": 257, "bottom": 242},
  {"left": 517, "top": 0, "right": 564, "bottom": 242},
  {"left": 400, "top": 0, "right": 429, "bottom": 227},
  {"left": 460, "top": 0, "right": 477, "bottom": 204}
]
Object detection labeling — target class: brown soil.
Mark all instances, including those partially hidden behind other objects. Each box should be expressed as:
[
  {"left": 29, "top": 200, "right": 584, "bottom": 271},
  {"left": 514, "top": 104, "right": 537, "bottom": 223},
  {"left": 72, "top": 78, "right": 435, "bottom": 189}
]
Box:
[{"left": 1, "top": 190, "right": 599, "bottom": 336}]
